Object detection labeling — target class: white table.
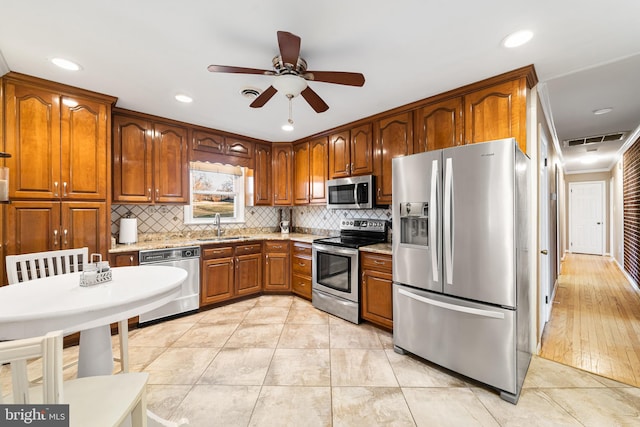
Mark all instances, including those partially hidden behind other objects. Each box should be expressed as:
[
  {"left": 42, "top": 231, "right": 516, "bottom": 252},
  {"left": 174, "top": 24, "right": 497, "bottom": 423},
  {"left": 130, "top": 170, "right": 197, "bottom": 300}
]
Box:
[{"left": 0, "top": 265, "right": 187, "bottom": 377}]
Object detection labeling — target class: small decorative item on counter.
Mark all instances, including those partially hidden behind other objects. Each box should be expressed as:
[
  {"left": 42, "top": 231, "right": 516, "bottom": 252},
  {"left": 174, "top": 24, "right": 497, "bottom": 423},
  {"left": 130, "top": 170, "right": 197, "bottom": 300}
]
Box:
[{"left": 80, "top": 254, "right": 113, "bottom": 287}]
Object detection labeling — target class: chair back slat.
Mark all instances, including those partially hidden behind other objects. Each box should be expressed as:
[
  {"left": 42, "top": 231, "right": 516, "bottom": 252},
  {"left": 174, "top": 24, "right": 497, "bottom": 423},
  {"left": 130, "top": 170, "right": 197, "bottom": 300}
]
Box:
[
  {"left": 5, "top": 248, "right": 89, "bottom": 284},
  {"left": 0, "top": 332, "right": 62, "bottom": 404}
]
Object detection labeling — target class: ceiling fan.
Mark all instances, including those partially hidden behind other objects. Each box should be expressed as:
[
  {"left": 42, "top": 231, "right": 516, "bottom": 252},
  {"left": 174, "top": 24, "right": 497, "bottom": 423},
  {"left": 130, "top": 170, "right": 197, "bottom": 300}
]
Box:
[{"left": 207, "top": 31, "right": 365, "bottom": 113}]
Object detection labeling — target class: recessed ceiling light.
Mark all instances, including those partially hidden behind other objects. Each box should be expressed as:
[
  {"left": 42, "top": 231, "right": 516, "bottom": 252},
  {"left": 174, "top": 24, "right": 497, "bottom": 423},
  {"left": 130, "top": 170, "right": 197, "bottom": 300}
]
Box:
[
  {"left": 175, "top": 94, "right": 193, "bottom": 103},
  {"left": 593, "top": 107, "right": 613, "bottom": 115},
  {"left": 51, "top": 57, "right": 81, "bottom": 71},
  {"left": 502, "top": 30, "right": 533, "bottom": 48}
]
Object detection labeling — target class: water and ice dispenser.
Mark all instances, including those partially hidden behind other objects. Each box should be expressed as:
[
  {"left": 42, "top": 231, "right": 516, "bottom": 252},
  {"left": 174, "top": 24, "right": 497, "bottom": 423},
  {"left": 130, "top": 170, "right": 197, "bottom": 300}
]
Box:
[{"left": 399, "top": 202, "right": 429, "bottom": 247}]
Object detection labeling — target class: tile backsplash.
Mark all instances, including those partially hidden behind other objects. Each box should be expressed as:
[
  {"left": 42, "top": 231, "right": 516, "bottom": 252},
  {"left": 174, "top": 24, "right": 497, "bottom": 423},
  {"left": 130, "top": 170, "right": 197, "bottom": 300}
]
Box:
[{"left": 111, "top": 204, "right": 392, "bottom": 239}]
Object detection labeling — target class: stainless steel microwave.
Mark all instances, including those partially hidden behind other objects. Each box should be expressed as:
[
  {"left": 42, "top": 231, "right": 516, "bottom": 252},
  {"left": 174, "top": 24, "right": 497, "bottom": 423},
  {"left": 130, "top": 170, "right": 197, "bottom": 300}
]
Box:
[{"left": 326, "top": 175, "right": 375, "bottom": 209}]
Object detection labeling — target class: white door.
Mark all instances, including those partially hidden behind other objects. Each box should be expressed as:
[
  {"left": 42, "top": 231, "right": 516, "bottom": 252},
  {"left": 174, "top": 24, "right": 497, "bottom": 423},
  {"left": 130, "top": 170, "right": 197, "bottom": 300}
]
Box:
[
  {"left": 569, "top": 181, "right": 605, "bottom": 255},
  {"left": 539, "top": 130, "right": 551, "bottom": 325}
]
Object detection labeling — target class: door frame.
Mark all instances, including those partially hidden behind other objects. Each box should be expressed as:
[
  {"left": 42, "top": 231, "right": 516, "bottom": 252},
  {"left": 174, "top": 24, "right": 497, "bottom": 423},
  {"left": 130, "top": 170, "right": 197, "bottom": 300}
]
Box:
[
  {"left": 568, "top": 180, "right": 606, "bottom": 255},
  {"left": 539, "top": 127, "right": 551, "bottom": 325}
]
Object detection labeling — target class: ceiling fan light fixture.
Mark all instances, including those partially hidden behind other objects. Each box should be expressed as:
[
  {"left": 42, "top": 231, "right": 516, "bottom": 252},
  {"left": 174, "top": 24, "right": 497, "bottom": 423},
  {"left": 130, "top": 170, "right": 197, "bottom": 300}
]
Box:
[
  {"left": 502, "top": 30, "right": 533, "bottom": 48},
  {"left": 282, "top": 121, "right": 294, "bottom": 132},
  {"left": 273, "top": 74, "right": 307, "bottom": 97}
]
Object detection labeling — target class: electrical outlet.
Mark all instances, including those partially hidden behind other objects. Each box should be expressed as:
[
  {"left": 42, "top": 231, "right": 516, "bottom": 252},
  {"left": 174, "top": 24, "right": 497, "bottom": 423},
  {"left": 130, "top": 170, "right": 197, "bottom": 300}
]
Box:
[
  {"left": 158, "top": 206, "right": 168, "bottom": 214},
  {"left": 148, "top": 206, "right": 155, "bottom": 214}
]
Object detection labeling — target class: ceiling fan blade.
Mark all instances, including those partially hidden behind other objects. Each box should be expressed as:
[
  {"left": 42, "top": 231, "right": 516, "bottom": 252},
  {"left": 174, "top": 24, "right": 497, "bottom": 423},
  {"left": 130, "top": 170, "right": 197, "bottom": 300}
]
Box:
[
  {"left": 300, "top": 87, "right": 329, "bottom": 113},
  {"left": 277, "top": 31, "right": 301, "bottom": 68},
  {"left": 208, "top": 65, "right": 274, "bottom": 75},
  {"left": 250, "top": 86, "right": 278, "bottom": 108},
  {"left": 304, "top": 71, "right": 365, "bottom": 87}
]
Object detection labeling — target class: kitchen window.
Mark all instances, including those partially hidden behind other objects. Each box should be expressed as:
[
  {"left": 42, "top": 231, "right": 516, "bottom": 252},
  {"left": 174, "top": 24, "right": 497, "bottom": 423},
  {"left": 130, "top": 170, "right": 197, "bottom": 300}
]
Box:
[{"left": 184, "top": 162, "right": 246, "bottom": 224}]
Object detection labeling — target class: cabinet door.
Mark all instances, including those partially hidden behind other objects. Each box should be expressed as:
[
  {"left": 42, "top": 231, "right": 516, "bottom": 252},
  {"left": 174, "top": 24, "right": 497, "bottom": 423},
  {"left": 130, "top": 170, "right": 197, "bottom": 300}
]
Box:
[
  {"left": 309, "top": 137, "right": 328, "bottom": 204},
  {"left": 5, "top": 83, "right": 61, "bottom": 200},
  {"left": 361, "top": 268, "right": 393, "bottom": 329},
  {"left": 225, "top": 137, "right": 254, "bottom": 160},
  {"left": 153, "top": 123, "right": 189, "bottom": 203},
  {"left": 6, "top": 201, "right": 60, "bottom": 255},
  {"left": 201, "top": 257, "right": 235, "bottom": 305},
  {"left": 61, "top": 202, "right": 108, "bottom": 256},
  {"left": 235, "top": 252, "right": 262, "bottom": 296},
  {"left": 415, "top": 97, "right": 463, "bottom": 153},
  {"left": 191, "top": 129, "right": 225, "bottom": 155},
  {"left": 374, "top": 112, "right": 413, "bottom": 205},
  {"left": 60, "top": 96, "right": 108, "bottom": 200},
  {"left": 264, "top": 252, "right": 290, "bottom": 291},
  {"left": 329, "top": 131, "right": 350, "bottom": 178},
  {"left": 464, "top": 79, "right": 526, "bottom": 152},
  {"left": 112, "top": 115, "right": 153, "bottom": 203},
  {"left": 293, "top": 141, "right": 310, "bottom": 205},
  {"left": 254, "top": 143, "right": 272, "bottom": 205},
  {"left": 350, "top": 123, "right": 373, "bottom": 176},
  {"left": 272, "top": 143, "right": 293, "bottom": 205}
]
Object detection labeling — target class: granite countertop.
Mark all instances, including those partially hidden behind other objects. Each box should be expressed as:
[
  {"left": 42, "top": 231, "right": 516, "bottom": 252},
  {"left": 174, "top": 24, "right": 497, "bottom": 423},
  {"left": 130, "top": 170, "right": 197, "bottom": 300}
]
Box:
[
  {"left": 359, "top": 243, "right": 393, "bottom": 255},
  {"left": 109, "top": 232, "right": 393, "bottom": 255},
  {"left": 109, "top": 233, "right": 321, "bottom": 253}
]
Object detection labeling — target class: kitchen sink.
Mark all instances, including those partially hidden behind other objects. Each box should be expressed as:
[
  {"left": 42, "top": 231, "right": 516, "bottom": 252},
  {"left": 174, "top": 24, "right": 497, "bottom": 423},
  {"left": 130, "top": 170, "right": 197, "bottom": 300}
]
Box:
[{"left": 196, "top": 236, "right": 247, "bottom": 242}]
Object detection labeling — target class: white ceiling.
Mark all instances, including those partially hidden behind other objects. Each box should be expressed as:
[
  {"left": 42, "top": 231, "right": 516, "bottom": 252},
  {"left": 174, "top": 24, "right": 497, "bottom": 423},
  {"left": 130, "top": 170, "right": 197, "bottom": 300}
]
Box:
[{"left": 1, "top": 0, "right": 639, "bottom": 174}]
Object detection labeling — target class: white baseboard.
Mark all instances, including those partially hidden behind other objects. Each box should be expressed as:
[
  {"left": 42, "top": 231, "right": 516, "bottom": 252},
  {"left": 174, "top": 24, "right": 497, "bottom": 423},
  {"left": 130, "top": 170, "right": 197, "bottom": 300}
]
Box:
[{"left": 613, "top": 258, "right": 640, "bottom": 292}]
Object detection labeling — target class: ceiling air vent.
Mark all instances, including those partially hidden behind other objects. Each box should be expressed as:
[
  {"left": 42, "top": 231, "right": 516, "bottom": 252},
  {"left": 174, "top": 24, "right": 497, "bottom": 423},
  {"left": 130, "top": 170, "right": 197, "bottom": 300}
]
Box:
[
  {"left": 563, "top": 132, "right": 627, "bottom": 147},
  {"left": 240, "top": 87, "right": 261, "bottom": 99}
]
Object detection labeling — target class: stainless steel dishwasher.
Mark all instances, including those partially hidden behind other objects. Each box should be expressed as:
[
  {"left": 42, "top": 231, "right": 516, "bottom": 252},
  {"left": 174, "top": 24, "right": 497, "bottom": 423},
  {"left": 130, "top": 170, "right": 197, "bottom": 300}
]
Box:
[{"left": 138, "top": 246, "right": 200, "bottom": 325}]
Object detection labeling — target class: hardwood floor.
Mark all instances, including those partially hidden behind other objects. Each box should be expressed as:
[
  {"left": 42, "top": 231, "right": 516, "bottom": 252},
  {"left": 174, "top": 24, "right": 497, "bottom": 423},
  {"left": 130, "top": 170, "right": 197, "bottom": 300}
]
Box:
[{"left": 540, "top": 253, "right": 640, "bottom": 387}]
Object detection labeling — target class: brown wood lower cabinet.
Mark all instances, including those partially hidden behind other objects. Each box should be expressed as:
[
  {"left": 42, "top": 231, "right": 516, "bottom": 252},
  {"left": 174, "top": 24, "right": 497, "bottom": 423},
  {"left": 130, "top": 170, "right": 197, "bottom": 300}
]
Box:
[
  {"left": 200, "top": 243, "right": 262, "bottom": 306},
  {"left": 264, "top": 241, "right": 290, "bottom": 292},
  {"left": 291, "top": 242, "right": 312, "bottom": 300},
  {"left": 108, "top": 250, "right": 140, "bottom": 330},
  {"left": 360, "top": 251, "right": 393, "bottom": 329}
]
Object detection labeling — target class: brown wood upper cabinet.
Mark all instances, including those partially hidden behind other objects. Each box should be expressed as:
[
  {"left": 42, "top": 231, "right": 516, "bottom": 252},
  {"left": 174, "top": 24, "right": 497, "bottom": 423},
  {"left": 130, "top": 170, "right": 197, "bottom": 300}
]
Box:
[
  {"left": 254, "top": 143, "right": 272, "bottom": 206},
  {"left": 414, "top": 97, "right": 463, "bottom": 153},
  {"left": 112, "top": 113, "right": 189, "bottom": 204},
  {"left": 464, "top": 78, "right": 527, "bottom": 153},
  {"left": 191, "top": 129, "right": 255, "bottom": 167},
  {"left": 328, "top": 123, "right": 373, "bottom": 179},
  {"left": 4, "top": 78, "right": 112, "bottom": 201},
  {"left": 272, "top": 143, "right": 293, "bottom": 205},
  {"left": 6, "top": 201, "right": 108, "bottom": 257},
  {"left": 293, "top": 137, "right": 328, "bottom": 205},
  {"left": 373, "top": 111, "right": 413, "bottom": 205}
]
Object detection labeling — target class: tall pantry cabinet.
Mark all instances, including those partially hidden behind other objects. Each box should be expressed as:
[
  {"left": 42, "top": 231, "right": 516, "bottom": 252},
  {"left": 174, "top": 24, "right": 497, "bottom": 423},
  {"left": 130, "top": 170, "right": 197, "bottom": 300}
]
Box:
[{"left": 2, "top": 73, "right": 116, "bottom": 260}]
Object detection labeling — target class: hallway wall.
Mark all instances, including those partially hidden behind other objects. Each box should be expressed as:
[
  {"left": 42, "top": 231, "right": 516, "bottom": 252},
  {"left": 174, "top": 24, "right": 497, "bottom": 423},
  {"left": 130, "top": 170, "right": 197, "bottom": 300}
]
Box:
[{"left": 623, "top": 136, "right": 640, "bottom": 286}]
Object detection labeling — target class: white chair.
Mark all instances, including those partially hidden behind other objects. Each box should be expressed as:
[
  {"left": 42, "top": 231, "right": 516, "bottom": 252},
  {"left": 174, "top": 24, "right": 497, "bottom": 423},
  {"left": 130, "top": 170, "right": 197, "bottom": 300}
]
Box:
[
  {"left": 5, "top": 248, "right": 129, "bottom": 373},
  {"left": 0, "top": 330, "right": 148, "bottom": 427}
]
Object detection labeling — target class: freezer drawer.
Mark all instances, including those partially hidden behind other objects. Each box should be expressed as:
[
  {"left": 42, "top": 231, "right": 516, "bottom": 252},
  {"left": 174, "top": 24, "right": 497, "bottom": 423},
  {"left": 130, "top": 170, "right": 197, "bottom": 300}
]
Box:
[{"left": 393, "top": 283, "right": 516, "bottom": 394}]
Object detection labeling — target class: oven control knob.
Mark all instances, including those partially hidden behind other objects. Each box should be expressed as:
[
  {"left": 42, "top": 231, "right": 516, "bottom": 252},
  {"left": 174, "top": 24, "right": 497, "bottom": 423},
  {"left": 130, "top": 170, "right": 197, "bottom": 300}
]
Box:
[{"left": 184, "top": 250, "right": 193, "bottom": 257}]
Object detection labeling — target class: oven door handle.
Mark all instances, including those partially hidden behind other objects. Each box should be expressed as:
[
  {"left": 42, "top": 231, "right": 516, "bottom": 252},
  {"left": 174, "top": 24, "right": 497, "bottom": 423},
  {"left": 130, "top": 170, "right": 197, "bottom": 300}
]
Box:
[{"left": 313, "top": 243, "right": 359, "bottom": 256}]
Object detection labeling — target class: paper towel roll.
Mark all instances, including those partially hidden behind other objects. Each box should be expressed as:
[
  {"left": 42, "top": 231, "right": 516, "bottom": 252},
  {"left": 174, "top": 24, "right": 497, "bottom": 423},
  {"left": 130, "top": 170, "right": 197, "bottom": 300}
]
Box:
[{"left": 119, "top": 217, "right": 138, "bottom": 244}]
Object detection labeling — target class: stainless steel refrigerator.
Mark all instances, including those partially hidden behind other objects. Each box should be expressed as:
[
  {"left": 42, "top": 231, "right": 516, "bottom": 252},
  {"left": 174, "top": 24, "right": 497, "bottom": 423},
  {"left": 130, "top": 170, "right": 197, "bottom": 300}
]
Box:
[{"left": 392, "top": 137, "right": 531, "bottom": 403}]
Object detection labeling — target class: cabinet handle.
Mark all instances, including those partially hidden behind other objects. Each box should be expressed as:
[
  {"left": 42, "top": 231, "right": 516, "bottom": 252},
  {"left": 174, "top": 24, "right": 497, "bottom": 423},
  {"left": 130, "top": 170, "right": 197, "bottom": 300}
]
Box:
[
  {"left": 129, "top": 256, "right": 134, "bottom": 264},
  {"left": 298, "top": 262, "right": 306, "bottom": 267},
  {"left": 63, "top": 229, "right": 68, "bottom": 246},
  {"left": 373, "top": 260, "right": 386, "bottom": 265},
  {"left": 54, "top": 181, "right": 59, "bottom": 197},
  {"left": 272, "top": 245, "right": 282, "bottom": 250},
  {"left": 298, "top": 282, "right": 306, "bottom": 287},
  {"left": 147, "top": 188, "right": 152, "bottom": 201},
  {"left": 235, "top": 257, "right": 239, "bottom": 269},
  {"left": 63, "top": 182, "right": 68, "bottom": 197},
  {"left": 266, "top": 254, "right": 269, "bottom": 265},
  {"left": 350, "top": 163, "right": 354, "bottom": 174},
  {"left": 155, "top": 188, "right": 159, "bottom": 199},
  {"left": 377, "top": 188, "right": 381, "bottom": 197},
  {"left": 53, "top": 229, "right": 59, "bottom": 246}
]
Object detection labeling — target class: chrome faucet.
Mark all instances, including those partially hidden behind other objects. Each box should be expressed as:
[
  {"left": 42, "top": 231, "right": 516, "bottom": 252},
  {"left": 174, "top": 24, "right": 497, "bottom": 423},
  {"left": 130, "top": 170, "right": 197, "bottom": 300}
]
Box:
[{"left": 215, "top": 213, "right": 222, "bottom": 237}]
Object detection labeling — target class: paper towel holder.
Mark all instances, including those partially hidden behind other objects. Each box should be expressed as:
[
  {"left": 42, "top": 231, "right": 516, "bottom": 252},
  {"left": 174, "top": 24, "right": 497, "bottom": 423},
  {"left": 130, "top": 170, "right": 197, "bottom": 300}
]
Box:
[{"left": 119, "top": 212, "right": 138, "bottom": 245}]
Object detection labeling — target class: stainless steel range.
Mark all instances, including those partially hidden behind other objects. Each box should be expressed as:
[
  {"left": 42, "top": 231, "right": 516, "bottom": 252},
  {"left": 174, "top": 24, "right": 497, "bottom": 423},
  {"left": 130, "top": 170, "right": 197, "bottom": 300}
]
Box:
[{"left": 312, "top": 219, "right": 387, "bottom": 323}]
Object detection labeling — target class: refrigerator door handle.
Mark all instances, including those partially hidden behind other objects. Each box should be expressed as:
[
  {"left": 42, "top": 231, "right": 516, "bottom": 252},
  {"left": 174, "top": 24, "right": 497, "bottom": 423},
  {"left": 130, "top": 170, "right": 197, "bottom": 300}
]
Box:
[
  {"left": 430, "top": 159, "right": 439, "bottom": 282},
  {"left": 444, "top": 157, "right": 453, "bottom": 285},
  {"left": 398, "top": 288, "right": 505, "bottom": 319}
]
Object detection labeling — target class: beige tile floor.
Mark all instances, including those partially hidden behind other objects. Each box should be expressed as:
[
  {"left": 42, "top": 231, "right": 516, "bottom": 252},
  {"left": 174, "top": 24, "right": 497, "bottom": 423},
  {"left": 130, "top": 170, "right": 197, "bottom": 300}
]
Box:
[{"left": 4, "top": 295, "right": 640, "bottom": 426}]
